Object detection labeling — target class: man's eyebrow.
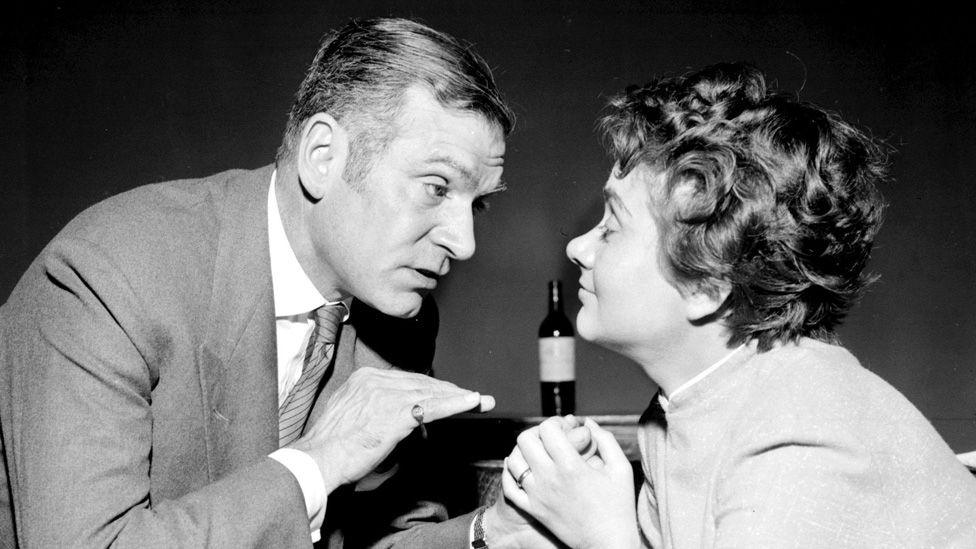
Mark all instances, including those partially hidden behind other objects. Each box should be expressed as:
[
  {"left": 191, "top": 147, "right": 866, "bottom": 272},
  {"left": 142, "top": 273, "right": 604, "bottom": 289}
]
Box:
[
  {"left": 483, "top": 179, "right": 508, "bottom": 196},
  {"left": 424, "top": 155, "right": 477, "bottom": 187},
  {"left": 603, "top": 186, "right": 630, "bottom": 216}
]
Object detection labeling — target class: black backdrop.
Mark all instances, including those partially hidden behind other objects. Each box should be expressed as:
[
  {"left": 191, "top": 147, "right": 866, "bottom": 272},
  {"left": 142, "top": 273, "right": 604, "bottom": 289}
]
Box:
[{"left": 3, "top": 0, "right": 974, "bottom": 451}]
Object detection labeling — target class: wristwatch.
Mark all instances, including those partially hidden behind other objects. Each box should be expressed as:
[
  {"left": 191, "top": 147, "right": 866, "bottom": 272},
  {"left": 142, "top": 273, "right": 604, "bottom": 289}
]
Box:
[{"left": 472, "top": 506, "right": 488, "bottom": 548}]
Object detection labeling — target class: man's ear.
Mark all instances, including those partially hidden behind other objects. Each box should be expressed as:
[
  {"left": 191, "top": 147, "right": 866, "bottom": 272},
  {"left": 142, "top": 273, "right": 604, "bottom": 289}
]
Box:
[
  {"left": 296, "top": 112, "right": 349, "bottom": 200},
  {"left": 685, "top": 280, "right": 731, "bottom": 323}
]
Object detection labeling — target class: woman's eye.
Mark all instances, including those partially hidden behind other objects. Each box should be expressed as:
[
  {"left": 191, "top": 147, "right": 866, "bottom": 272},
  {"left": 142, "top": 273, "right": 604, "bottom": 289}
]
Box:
[{"left": 598, "top": 216, "right": 620, "bottom": 239}]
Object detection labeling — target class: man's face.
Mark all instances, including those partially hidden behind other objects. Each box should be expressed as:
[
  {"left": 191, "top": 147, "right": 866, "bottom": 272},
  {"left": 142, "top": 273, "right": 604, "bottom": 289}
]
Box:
[
  {"left": 566, "top": 167, "right": 693, "bottom": 357},
  {"left": 309, "top": 87, "right": 506, "bottom": 318}
]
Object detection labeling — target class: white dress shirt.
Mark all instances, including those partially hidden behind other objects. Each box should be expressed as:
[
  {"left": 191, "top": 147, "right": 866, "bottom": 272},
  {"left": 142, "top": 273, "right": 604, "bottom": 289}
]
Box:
[{"left": 266, "top": 171, "right": 349, "bottom": 542}]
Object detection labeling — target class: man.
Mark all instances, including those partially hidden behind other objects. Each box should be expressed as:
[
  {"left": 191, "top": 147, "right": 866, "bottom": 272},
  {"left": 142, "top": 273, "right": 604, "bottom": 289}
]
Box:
[{"left": 0, "top": 17, "right": 552, "bottom": 548}]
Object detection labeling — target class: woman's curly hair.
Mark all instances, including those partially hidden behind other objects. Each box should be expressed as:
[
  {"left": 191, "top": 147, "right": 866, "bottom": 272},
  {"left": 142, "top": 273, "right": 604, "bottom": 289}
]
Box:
[{"left": 600, "top": 63, "right": 887, "bottom": 351}]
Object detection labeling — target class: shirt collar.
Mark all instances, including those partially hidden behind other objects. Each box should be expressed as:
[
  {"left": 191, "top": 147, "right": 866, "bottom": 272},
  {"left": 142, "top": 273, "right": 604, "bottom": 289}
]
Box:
[
  {"left": 267, "top": 170, "right": 350, "bottom": 319},
  {"left": 658, "top": 344, "right": 746, "bottom": 410}
]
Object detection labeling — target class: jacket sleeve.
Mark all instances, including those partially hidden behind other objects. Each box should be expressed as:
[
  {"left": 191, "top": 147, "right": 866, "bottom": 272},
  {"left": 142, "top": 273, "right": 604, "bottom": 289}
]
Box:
[
  {"left": 0, "top": 237, "right": 312, "bottom": 548},
  {"left": 315, "top": 438, "right": 477, "bottom": 549}
]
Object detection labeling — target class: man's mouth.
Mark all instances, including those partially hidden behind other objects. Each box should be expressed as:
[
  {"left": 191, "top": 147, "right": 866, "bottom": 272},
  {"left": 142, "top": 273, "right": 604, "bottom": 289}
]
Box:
[
  {"left": 415, "top": 268, "right": 441, "bottom": 281},
  {"left": 413, "top": 268, "right": 444, "bottom": 289}
]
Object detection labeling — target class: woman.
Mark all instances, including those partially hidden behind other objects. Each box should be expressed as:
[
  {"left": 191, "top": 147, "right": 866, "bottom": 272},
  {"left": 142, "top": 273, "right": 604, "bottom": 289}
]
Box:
[{"left": 501, "top": 63, "right": 976, "bottom": 547}]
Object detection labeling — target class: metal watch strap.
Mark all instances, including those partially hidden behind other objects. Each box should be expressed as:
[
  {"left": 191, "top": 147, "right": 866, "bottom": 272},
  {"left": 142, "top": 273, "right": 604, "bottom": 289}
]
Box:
[{"left": 472, "top": 505, "right": 488, "bottom": 548}]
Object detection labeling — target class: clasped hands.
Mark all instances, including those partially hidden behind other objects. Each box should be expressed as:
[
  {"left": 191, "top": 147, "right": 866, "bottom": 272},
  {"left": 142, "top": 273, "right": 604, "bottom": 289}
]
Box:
[{"left": 487, "top": 416, "right": 640, "bottom": 549}]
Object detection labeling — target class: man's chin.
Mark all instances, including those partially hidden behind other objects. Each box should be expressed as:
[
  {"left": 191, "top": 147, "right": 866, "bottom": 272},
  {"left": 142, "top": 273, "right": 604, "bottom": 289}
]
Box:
[{"left": 368, "top": 292, "right": 425, "bottom": 319}]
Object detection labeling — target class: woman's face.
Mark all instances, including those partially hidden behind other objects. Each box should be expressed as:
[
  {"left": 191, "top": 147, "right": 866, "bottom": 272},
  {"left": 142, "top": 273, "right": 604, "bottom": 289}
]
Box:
[{"left": 566, "top": 167, "right": 694, "bottom": 358}]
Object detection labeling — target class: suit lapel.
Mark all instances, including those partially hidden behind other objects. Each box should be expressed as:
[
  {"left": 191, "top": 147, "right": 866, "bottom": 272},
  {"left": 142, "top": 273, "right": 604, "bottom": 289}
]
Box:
[{"left": 197, "top": 166, "right": 279, "bottom": 480}]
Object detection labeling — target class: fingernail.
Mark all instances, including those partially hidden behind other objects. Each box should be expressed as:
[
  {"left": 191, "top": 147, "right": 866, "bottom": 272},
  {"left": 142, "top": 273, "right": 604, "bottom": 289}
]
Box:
[{"left": 481, "top": 395, "right": 496, "bottom": 411}]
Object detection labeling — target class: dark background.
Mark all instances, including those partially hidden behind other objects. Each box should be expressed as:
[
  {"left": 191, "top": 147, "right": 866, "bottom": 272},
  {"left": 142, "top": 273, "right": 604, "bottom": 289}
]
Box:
[{"left": 3, "top": 1, "right": 974, "bottom": 451}]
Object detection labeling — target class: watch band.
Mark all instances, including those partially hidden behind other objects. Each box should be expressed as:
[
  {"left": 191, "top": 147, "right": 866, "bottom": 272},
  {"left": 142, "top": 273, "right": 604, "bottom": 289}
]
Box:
[{"left": 472, "top": 505, "right": 488, "bottom": 548}]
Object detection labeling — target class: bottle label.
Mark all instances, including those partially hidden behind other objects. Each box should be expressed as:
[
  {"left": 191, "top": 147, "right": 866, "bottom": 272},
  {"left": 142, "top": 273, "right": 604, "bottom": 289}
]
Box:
[{"left": 539, "top": 337, "right": 575, "bottom": 382}]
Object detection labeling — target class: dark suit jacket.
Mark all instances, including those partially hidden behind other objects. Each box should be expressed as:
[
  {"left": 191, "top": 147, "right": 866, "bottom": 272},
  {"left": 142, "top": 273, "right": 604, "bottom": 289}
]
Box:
[{"left": 0, "top": 166, "right": 472, "bottom": 547}]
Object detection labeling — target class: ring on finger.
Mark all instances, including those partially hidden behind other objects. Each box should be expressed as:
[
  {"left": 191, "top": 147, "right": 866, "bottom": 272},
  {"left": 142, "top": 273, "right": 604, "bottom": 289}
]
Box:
[
  {"left": 411, "top": 403, "right": 428, "bottom": 439},
  {"left": 515, "top": 468, "right": 532, "bottom": 489}
]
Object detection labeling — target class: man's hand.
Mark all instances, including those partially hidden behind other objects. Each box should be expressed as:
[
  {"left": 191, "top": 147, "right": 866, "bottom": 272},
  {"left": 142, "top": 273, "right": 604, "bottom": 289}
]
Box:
[{"left": 288, "top": 367, "right": 494, "bottom": 494}]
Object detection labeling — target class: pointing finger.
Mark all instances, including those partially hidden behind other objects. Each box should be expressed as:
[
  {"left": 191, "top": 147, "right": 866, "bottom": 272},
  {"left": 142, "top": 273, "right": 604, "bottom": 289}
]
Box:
[
  {"left": 411, "top": 391, "right": 483, "bottom": 424},
  {"left": 477, "top": 394, "right": 495, "bottom": 412}
]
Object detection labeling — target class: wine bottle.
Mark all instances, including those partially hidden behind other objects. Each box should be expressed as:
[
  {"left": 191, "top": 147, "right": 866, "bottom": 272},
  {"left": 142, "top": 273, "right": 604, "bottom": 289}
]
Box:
[{"left": 538, "top": 279, "right": 576, "bottom": 416}]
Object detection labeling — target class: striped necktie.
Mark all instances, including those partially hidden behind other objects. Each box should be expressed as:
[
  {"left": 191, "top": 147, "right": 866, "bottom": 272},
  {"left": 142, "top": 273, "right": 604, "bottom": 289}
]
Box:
[{"left": 278, "top": 303, "right": 346, "bottom": 447}]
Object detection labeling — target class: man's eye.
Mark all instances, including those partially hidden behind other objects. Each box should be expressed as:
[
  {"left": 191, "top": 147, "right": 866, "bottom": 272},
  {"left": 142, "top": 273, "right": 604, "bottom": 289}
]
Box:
[{"left": 424, "top": 183, "right": 449, "bottom": 199}]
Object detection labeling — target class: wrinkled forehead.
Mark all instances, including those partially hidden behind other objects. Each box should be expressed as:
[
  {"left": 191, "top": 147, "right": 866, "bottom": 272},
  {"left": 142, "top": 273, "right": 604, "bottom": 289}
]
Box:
[{"left": 391, "top": 91, "right": 507, "bottom": 193}]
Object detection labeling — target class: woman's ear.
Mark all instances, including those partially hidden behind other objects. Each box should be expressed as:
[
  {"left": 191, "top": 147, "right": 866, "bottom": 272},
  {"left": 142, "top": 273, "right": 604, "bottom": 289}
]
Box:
[
  {"left": 684, "top": 280, "right": 731, "bottom": 323},
  {"left": 296, "top": 112, "right": 349, "bottom": 200}
]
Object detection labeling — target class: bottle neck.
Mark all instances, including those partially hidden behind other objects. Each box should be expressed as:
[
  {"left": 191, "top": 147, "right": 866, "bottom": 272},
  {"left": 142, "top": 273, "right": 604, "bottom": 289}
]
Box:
[{"left": 548, "top": 281, "right": 563, "bottom": 313}]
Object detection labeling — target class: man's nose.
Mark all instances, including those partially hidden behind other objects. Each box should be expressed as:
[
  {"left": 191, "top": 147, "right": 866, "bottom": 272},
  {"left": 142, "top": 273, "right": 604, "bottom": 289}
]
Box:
[{"left": 432, "top": 207, "right": 476, "bottom": 261}]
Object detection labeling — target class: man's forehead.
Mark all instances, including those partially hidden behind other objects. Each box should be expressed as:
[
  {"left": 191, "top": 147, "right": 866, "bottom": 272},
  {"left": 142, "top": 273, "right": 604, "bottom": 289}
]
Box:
[
  {"left": 398, "top": 87, "right": 505, "bottom": 136},
  {"left": 482, "top": 139, "right": 506, "bottom": 166}
]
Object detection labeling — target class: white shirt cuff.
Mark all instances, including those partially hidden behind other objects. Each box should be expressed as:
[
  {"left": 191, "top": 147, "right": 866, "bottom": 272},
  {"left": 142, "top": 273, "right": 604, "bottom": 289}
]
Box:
[{"left": 270, "top": 448, "right": 327, "bottom": 542}]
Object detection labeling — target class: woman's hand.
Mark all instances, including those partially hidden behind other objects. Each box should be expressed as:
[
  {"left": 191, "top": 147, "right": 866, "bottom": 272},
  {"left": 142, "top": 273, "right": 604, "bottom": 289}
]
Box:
[
  {"left": 482, "top": 415, "right": 597, "bottom": 548},
  {"left": 503, "top": 417, "right": 639, "bottom": 549}
]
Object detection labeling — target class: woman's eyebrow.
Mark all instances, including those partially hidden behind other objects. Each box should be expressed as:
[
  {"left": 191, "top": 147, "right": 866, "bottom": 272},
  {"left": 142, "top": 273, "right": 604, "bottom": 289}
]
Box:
[{"left": 603, "top": 186, "right": 631, "bottom": 217}]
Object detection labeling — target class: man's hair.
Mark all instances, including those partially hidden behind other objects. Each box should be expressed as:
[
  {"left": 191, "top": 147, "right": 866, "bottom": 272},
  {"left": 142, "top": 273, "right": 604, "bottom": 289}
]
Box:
[
  {"left": 276, "top": 17, "right": 515, "bottom": 182},
  {"left": 600, "top": 62, "right": 887, "bottom": 351}
]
